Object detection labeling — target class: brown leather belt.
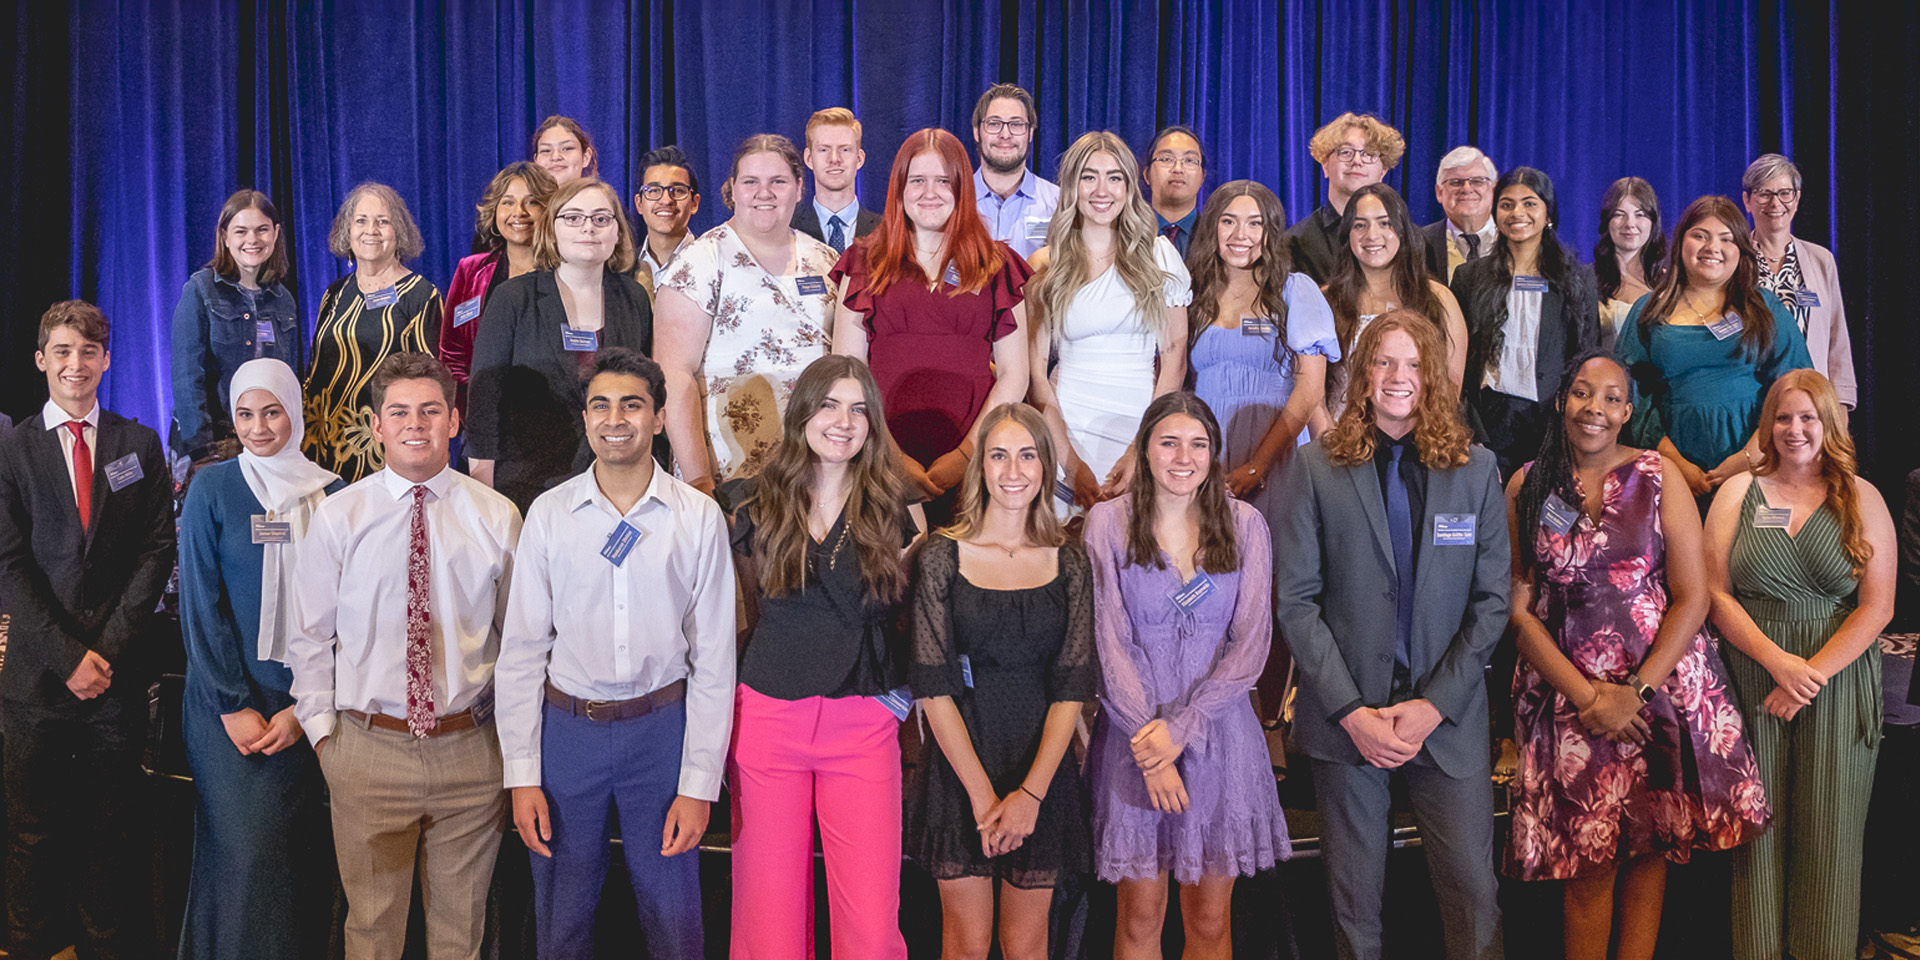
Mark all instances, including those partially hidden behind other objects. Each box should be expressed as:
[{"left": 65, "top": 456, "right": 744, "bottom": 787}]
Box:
[
  {"left": 545, "top": 678, "right": 687, "bottom": 722},
  {"left": 341, "top": 706, "right": 482, "bottom": 737}
]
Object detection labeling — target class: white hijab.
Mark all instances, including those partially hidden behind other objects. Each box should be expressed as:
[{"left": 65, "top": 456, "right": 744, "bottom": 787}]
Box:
[{"left": 229, "top": 359, "right": 340, "bottom": 662}]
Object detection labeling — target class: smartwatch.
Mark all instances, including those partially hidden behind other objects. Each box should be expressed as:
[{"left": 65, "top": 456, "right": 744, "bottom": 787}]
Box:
[{"left": 1625, "top": 672, "right": 1657, "bottom": 704}]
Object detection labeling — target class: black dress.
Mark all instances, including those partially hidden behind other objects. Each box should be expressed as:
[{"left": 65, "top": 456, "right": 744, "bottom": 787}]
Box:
[{"left": 904, "top": 535, "right": 1096, "bottom": 888}]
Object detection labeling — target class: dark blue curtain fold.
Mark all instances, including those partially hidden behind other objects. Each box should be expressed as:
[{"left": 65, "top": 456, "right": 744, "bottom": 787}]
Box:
[{"left": 2, "top": 0, "right": 1910, "bottom": 488}]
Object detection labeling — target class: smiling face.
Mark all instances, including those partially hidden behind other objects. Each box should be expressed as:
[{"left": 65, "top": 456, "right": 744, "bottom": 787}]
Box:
[
  {"left": 1348, "top": 194, "right": 1400, "bottom": 270},
  {"left": 1322, "top": 125, "right": 1385, "bottom": 202},
  {"left": 1075, "top": 151, "right": 1128, "bottom": 227},
  {"left": 348, "top": 192, "right": 397, "bottom": 269},
  {"left": 1146, "top": 413, "right": 1211, "bottom": 499},
  {"left": 35, "top": 324, "right": 109, "bottom": 415},
  {"left": 1495, "top": 184, "right": 1545, "bottom": 246},
  {"left": 1436, "top": 160, "right": 1494, "bottom": 230},
  {"left": 1769, "top": 388, "right": 1824, "bottom": 469},
  {"left": 902, "top": 150, "right": 956, "bottom": 235},
  {"left": 583, "top": 371, "right": 663, "bottom": 468},
  {"left": 233, "top": 387, "right": 293, "bottom": 457},
  {"left": 980, "top": 418, "right": 1043, "bottom": 513},
  {"left": 224, "top": 207, "right": 280, "bottom": 277},
  {"left": 370, "top": 378, "right": 456, "bottom": 482},
  {"left": 634, "top": 163, "right": 699, "bottom": 238},
  {"left": 974, "top": 97, "right": 1034, "bottom": 175},
  {"left": 805, "top": 377, "right": 872, "bottom": 465},
  {"left": 731, "top": 150, "right": 802, "bottom": 234},
  {"left": 1743, "top": 173, "right": 1799, "bottom": 235},
  {"left": 1368, "top": 329, "right": 1423, "bottom": 437},
  {"left": 1607, "top": 196, "right": 1651, "bottom": 258},
  {"left": 1214, "top": 194, "right": 1265, "bottom": 270},
  {"left": 535, "top": 126, "right": 593, "bottom": 184},
  {"left": 554, "top": 184, "right": 620, "bottom": 268},
  {"left": 1561, "top": 358, "right": 1631, "bottom": 456},
  {"left": 495, "top": 177, "right": 541, "bottom": 249},
  {"left": 1146, "top": 132, "right": 1202, "bottom": 210},
  {"left": 805, "top": 124, "right": 864, "bottom": 194},
  {"left": 1679, "top": 215, "right": 1739, "bottom": 288}
]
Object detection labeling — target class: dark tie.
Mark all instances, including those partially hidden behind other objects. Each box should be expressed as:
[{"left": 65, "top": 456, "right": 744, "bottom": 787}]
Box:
[
  {"left": 405, "top": 484, "right": 437, "bottom": 737},
  {"left": 826, "top": 214, "right": 846, "bottom": 252},
  {"left": 1163, "top": 222, "right": 1181, "bottom": 246},
  {"left": 1386, "top": 444, "right": 1416, "bottom": 676},
  {"left": 1464, "top": 233, "right": 1481, "bottom": 259},
  {"left": 66, "top": 421, "right": 91, "bottom": 532}
]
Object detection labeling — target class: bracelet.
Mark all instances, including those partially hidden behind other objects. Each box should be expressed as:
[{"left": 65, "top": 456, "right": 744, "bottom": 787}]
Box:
[{"left": 1020, "top": 785, "right": 1044, "bottom": 802}]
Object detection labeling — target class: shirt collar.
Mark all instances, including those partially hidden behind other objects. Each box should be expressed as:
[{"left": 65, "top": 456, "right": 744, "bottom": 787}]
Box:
[
  {"left": 42, "top": 398, "right": 100, "bottom": 430},
  {"left": 642, "top": 233, "right": 692, "bottom": 272},
  {"left": 1317, "top": 202, "right": 1343, "bottom": 228},
  {"left": 376, "top": 463, "right": 457, "bottom": 501},
  {"left": 1158, "top": 206, "right": 1199, "bottom": 236},
  {"left": 1373, "top": 427, "right": 1420, "bottom": 459},
  {"left": 569, "top": 461, "right": 671, "bottom": 519},
  {"left": 1446, "top": 217, "right": 1497, "bottom": 245},
  {"left": 974, "top": 166, "right": 1040, "bottom": 202},
  {"left": 814, "top": 197, "right": 861, "bottom": 230}
]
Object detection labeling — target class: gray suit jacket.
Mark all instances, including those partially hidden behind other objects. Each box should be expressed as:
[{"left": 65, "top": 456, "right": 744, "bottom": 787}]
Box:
[{"left": 1272, "top": 438, "right": 1509, "bottom": 777}]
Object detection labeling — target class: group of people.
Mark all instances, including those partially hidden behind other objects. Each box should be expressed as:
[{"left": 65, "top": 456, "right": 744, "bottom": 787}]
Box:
[{"left": 0, "top": 83, "right": 1891, "bottom": 960}]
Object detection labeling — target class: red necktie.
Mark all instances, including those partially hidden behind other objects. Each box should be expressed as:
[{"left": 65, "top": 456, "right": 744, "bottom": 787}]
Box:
[
  {"left": 405, "top": 485, "right": 437, "bottom": 737},
  {"left": 66, "top": 422, "right": 91, "bottom": 532}
]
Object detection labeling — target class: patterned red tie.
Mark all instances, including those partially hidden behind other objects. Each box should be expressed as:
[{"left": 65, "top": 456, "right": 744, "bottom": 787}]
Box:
[
  {"left": 405, "top": 485, "right": 437, "bottom": 737},
  {"left": 66, "top": 422, "right": 91, "bottom": 532}
]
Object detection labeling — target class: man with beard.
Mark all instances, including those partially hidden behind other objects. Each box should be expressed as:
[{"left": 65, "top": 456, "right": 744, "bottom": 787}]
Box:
[
  {"left": 791, "top": 108, "right": 877, "bottom": 253},
  {"left": 1422, "top": 146, "right": 1499, "bottom": 282},
  {"left": 969, "top": 83, "right": 1059, "bottom": 259},
  {"left": 1143, "top": 125, "right": 1206, "bottom": 257}
]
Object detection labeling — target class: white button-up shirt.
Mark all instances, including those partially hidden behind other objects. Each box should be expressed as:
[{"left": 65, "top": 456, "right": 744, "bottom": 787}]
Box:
[
  {"left": 494, "top": 464, "right": 737, "bottom": 799},
  {"left": 286, "top": 465, "right": 522, "bottom": 745},
  {"left": 41, "top": 398, "right": 99, "bottom": 503}
]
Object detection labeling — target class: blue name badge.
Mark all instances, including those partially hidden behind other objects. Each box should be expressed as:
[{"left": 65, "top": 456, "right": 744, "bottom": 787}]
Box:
[
  {"left": 959, "top": 654, "right": 974, "bottom": 689},
  {"left": 794, "top": 275, "right": 828, "bottom": 297},
  {"left": 1169, "top": 571, "right": 1217, "bottom": 611},
  {"left": 1795, "top": 289, "right": 1821, "bottom": 308},
  {"left": 1433, "top": 513, "right": 1477, "bottom": 547},
  {"left": 1241, "top": 318, "right": 1277, "bottom": 337},
  {"left": 561, "top": 327, "right": 599, "bottom": 352},
  {"left": 1707, "top": 312, "right": 1744, "bottom": 340},
  {"left": 1540, "top": 494, "right": 1578, "bottom": 535},
  {"left": 251, "top": 515, "right": 293, "bottom": 545},
  {"left": 943, "top": 263, "right": 962, "bottom": 288},
  {"left": 1752, "top": 506, "right": 1793, "bottom": 529},
  {"left": 255, "top": 319, "right": 276, "bottom": 344},
  {"left": 104, "top": 452, "right": 143, "bottom": 492},
  {"left": 1055, "top": 477, "right": 1075, "bottom": 507},
  {"left": 600, "top": 520, "right": 641, "bottom": 566},
  {"left": 453, "top": 297, "right": 482, "bottom": 327},
  {"left": 362, "top": 286, "right": 399, "bottom": 308},
  {"left": 874, "top": 686, "right": 914, "bottom": 721},
  {"left": 1512, "top": 275, "right": 1549, "bottom": 293}
]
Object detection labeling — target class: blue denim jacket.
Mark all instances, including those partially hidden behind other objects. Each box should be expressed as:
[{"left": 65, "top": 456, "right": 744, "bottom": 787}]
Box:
[{"left": 169, "top": 267, "right": 303, "bottom": 455}]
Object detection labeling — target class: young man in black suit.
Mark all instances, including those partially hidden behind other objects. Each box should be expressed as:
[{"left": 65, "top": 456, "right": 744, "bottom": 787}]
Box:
[
  {"left": 791, "top": 107, "right": 879, "bottom": 252},
  {"left": 0, "top": 300, "right": 175, "bottom": 960}
]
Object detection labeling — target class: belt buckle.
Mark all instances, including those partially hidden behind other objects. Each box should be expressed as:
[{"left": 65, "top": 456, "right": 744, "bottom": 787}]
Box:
[{"left": 583, "top": 699, "right": 614, "bottom": 721}]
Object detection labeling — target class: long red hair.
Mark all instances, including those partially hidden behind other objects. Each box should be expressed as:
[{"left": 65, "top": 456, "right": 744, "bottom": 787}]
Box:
[{"left": 862, "top": 128, "right": 1005, "bottom": 297}]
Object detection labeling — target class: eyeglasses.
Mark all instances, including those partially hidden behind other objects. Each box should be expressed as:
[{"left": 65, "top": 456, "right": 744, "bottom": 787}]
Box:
[
  {"left": 981, "top": 118, "right": 1031, "bottom": 136},
  {"left": 1333, "top": 146, "right": 1381, "bottom": 165},
  {"left": 556, "top": 212, "right": 619, "bottom": 230},
  {"left": 1441, "top": 176, "right": 1492, "bottom": 191},
  {"left": 1152, "top": 154, "right": 1203, "bottom": 170},
  {"left": 1750, "top": 188, "right": 1800, "bottom": 205},
  {"left": 640, "top": 184, "right": 693, "bottom": 202}
]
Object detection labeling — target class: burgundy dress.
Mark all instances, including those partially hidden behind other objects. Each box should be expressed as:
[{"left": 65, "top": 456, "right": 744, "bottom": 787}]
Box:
[
  {"left": 831, "top": 242, "right": 1031, "bottom": 468},
  {"left": 1506, "top": 450, "right": 1771, "bottom": 881}
]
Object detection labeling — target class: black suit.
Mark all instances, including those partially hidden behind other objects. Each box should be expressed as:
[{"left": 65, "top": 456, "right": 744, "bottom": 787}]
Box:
[
  {"left": 1286, "top": 200, "right": 1446, "bottom": 285},
  {"left": 466, "top": 268, "right": 655, "bottom": 512},
  {"left": 0, "top": 408, "right": 174, "bottom": 959},
  {"left": 1450, "top": 255, "right": 1601, "bottom": 478},
  {"left": 791, "top": 201, "right": 880, "bottom": 252}
]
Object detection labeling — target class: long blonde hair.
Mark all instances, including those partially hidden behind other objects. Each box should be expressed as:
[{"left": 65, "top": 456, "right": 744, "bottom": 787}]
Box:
[
  {"left": 1752, "top": 370, "right": 1872, "bottom": 576},
  {"left": 939, "top": 403, "right": 1066, "bottom": 548},
  {"left": 1028, "top": 131, "right": 1170, "bottom": 347}
]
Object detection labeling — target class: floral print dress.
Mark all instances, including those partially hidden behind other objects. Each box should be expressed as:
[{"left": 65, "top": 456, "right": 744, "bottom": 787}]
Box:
[{"left": 1506, "top": 450, "right": 1770, "bottom": 881}]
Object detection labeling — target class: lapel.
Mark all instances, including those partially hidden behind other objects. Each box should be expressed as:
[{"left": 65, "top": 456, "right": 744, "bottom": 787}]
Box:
[
  {"left": 83, "top": 414, "right": 124, "bottom": 552},
  {"left": 27, "top": 413, "right": 99, "bottom": 549},
  {"left": 1414, "top": 460, "right": 1465, "bottom": 598},
  {"left": 790, "top": 204, "right": 821, "bottom": 242},
  {"left": 1344, "top": 460, "right": 1397, "bottom": 578},
  {"left": 856, "top": 206, "right": 880, "bottom": 238},
  {"left": 1537, "top": 285, "right": 1566, "bottom": 392}
]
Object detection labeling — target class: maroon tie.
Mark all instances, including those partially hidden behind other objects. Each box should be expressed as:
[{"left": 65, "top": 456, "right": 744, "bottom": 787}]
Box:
[
  {"left": 66, "top": 422, "right": 91, "bottom": 532},
  {"left": 1163, "top": 223, "right": 1181, "bottom": 245},
  {"left": 405, "top": 485, "right": 437, "bottom": 737}
]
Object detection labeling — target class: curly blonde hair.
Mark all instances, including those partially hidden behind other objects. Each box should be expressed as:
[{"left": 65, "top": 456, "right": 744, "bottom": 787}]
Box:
[
  {"left": 1322, "top": 309, "right": 1473, "bottom": 469},
  {"left": 1307, "top": 112, "right": 1407, "bottom": 170}
]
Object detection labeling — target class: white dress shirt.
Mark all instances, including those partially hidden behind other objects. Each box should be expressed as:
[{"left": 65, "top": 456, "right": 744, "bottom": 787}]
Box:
[
  {"left": 286, "top": 465, "right": 522, "bottom": 745},
  {"left": 1486, "top": 285, "right": 1544, "bottom": 402},
  {"left": 1447, "top": 217, "right": 1499, "bottom": 261},
  {"left": 41, "top": 398, "right": 99, "bottom": 503},
  {"left": 639, "top": 233, "right": 693, "bottom": 281},
  {"left": 494, "top": 464, "right": 737, "bottom": 799}
]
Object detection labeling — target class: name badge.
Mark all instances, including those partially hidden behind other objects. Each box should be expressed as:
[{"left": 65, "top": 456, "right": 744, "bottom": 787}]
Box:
[
  {"left": 1170, "top": 571, "right": 1216, "bottom": 611},
  {"left": 794, "top": 275, "right": 828, "bottom": 297},
  {"left": 255, "top": 320, "right": 276, "bottom": 344},
  {"left": 1512, "top": 275, "right": 1549, "bottom": 293},
  {"left": 105, "top": 452, "right": 143, "bottom": 492},
  {"left": 1433, "top": 513, "right": 1477, "bottom": 546},
  {"left": 362, "top": 286, "right": 399, "bottom": 308},
  {"left": 600, "top": 520, "right": 641, "bottom": 566},
  {"left": 1753, "top": 506, "right": 1793, "bottom": 529},
  {"left": 453, "top": 297, "right": 482, "bottom": 326},
  {"left": 251, "top": 515, "right": 293, "bottom": 544},
  {"left": 959, "top": 654, "right": 974, "bottom": 689},
  {"left": 1707, "top": 312, "right": 1744, "bottom": 340},
  {"left": 943, "top": 263, "right": 962, "bottom": 288},
  {"left": 1795, "top": 289, "right": 1821, "bottom": 308},
  {"left": 1055, "top": 477, "right": 1075, "bottom": 506},
  {"left": 1540, "top": 494, "right": 1578, "bottom": 535},
  {"left": 1025, "top": 215, "right": 1050, "bottom": 240},
  {"left": 1241, "top": 318, "right": 1277, "bottom": 337},
  {"left": 873, "top": 686, "right": 914, "bottom": 721},
  {"left": 561, "top": 327, "right": 599, "bottom": 352}
]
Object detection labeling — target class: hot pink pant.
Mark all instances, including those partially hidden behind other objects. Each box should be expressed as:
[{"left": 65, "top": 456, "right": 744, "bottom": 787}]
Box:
[{"left": 729, "top": 684, "right": 906, "bottom": 960}]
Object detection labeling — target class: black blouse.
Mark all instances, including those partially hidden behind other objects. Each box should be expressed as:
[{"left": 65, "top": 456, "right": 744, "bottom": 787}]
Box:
[{"left": 722, "top": 476, "right": 918, "bottom": 700}]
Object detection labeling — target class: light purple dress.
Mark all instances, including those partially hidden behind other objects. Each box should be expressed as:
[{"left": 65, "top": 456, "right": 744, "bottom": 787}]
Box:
[{"left": 1084, "top": 497, "right": 1291, "bottom": 883}]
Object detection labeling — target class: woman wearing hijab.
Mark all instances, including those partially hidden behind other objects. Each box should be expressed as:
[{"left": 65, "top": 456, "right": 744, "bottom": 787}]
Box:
[{"left": 177, "top": 359, "right": 344, "bottom": 960}]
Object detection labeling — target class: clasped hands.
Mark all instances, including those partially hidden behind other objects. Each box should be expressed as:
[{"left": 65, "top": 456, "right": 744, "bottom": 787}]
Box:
[
  {"left": 1130, "top": 718, "right": 1189, "bottom": 813},
  {"left": 1339, "top": 699, "right": 1443, "bottom": 769},
  {"left": 1574, "top": 682, "right": 1651, "bottom": 744},
  {"left": 970, "top": 787, "right": 1042, "bottom": 858},
  {"left": 1760, "top": 650, "right": 1827, "bottom": 721}
]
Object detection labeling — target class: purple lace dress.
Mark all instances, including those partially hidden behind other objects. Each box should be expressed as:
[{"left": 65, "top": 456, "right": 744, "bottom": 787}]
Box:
[
  {"left": 1084, "top": 498, "right": 1290, "bottom": 883},
  {"left": 1506, "top": 450, "right": 1771, "bottom": 881}
]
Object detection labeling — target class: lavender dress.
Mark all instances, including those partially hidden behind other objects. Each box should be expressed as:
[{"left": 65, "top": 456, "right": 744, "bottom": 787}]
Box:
[{"left": 1084, "top": 498, "right": 1290, "bottom": 883}]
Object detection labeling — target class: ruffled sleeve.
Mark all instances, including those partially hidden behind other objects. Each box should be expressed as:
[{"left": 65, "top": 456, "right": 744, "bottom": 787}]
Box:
[
  {"left": 829, "top": 241, "right": 877, "bottom": 332},
  {"left": 1282, "top": 272, "right": 1341, "bottom": 362},
  {"left": 1153, "top": 235, "right": 1194, "bottom": 307},
  {"left": 985, "top": 242, "right": 1035, "bottom": 342}
]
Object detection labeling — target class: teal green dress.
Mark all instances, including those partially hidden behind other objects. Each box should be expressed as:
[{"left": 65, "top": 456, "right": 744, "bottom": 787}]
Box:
[{"left": 1612, "top": 290, "right": 1812, "bottom": 469}]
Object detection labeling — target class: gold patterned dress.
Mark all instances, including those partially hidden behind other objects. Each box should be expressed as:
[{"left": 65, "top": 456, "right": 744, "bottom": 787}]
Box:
[{"left": 302, "top": 271, "right": 442, "bottom": 481}]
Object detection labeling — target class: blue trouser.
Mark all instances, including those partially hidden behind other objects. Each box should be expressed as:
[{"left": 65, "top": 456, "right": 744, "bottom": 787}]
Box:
[{"left": 532, "top": 697, "right": 703, "bottom": 960}]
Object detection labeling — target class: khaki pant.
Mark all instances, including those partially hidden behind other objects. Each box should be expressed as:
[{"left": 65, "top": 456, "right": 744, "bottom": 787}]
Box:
[{"left": 320, "top": 714, "right": 507, "bottom": 960}]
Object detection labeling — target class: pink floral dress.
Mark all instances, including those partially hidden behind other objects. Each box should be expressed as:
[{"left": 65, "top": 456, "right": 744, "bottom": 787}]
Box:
[{"left": 1506, "top": 450, "right": 1770, "bottom": 880}]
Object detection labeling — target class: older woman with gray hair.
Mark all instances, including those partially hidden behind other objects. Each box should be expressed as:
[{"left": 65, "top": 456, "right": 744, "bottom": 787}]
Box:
[
  {"left": 302, "top": 181, "right": 443, "bottom": 480},
  {"left": 1743, "top": 153, "right": 1855, "bottom": 408}
]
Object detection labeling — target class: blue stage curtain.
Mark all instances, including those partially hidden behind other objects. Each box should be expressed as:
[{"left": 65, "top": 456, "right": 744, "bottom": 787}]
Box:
[{"left": 2, "top": 0, "right": 1910, "bottom": 487}]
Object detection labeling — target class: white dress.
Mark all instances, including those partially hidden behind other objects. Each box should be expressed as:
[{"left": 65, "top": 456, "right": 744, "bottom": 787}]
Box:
[
  {"left": 1051, "top": 236, "right": 1192, "bottom": 485},
  {"left": 657, "top": 224, "right": 840, "bottom": 481}
]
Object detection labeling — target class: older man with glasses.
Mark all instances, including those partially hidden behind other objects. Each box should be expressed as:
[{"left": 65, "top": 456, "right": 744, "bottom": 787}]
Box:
[
  {"left": 970, "top": 82, "right": 1059, "bottom": 259},
  {"left": 1422, "top": 146, "right": 1499, "bottom": 282},
  {"left": 1743, "top": 152, "right": 1856, "bottom": 408}
]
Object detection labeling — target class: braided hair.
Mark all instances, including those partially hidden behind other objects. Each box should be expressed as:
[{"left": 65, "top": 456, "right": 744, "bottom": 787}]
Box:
[{"left": 1514, "top": 350, "right": 1626, "bottom": 570}]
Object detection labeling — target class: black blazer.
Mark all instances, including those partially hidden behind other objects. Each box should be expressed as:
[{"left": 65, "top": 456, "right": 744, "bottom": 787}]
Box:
[
  {"left": 791, "top": 202, "right": 880, "bottom": 248},
  {"left": 0, "top": 410, "right": 175, "bottom": 703},
  {"left": 1451, "top": 255, "right": 1602, "bottom": 468},
  {"left": 466, "top": 268, "right": 654, "bottom": 511},
  {"left": 1286, "top": 202, "right": 1446, "bottom": 285}
]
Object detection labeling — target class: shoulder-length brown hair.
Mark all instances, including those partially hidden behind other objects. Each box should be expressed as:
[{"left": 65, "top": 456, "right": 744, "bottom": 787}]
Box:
[
  {"left": 1322, "top": 309, "right": 1474, "bottom": 470},
  {"left": 751, "top": 355, "right": 913, "bottom": 603},
  {"left": 940, "top": 403, "right": 1066, "bottom": 548},
  {"left": 1028, "top": 131, "right": 1172, "bottom": 347},
  {"left": 1752, "top": 370, "right": 1872, "bottom": 575},
  {"left": 473, "top": 161, "right": 557, "bottom": 252},
  {"left": 1636, "top": 195, "right": 1775, "bottom": 360},
  {"left": 207, "top": 189, "right": 291, "bottom": 287},
  {"left": 1322, "top": 183, "right": 1446, "bottom": 354},
  {"left": 531, "top": 177, "right": 637, "bottom": 273},
  {"left": 327, "top": 182, "right": 425, "bottom": 262},
  {"left": 1123, "top": 392, "right": 1240, "bottom": 573}
]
